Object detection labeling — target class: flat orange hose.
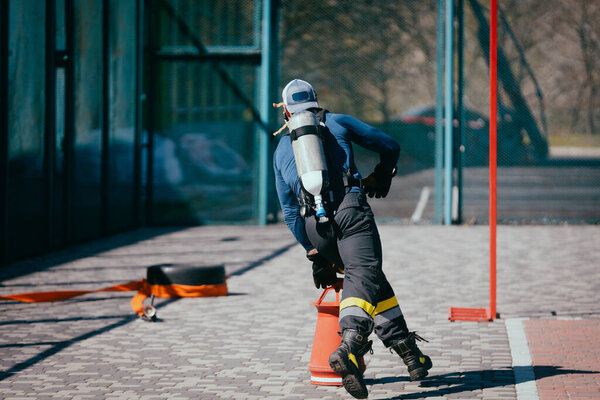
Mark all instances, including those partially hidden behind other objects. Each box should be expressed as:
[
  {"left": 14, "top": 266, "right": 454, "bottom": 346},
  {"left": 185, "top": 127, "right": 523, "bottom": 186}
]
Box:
[{"left": 1, "top": 279, "right": 228, "bottom": 316}]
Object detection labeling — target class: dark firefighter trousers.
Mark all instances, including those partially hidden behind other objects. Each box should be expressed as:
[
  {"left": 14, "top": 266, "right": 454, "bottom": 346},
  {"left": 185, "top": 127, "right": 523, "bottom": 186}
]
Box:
[{"left": 305, "top": 191, "right": 409, "bottom": 348}]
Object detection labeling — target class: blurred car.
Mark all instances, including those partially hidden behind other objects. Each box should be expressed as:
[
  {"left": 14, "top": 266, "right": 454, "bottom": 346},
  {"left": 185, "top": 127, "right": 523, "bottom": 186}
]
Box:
[{"left": 389, "top": 105, "right": 539, "bottom": 166}]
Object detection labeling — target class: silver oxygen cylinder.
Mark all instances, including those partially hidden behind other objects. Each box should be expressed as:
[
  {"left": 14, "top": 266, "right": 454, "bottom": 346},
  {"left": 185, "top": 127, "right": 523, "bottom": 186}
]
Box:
[{"left": 288, "top": 111, "right": 330, "bottom": 222}]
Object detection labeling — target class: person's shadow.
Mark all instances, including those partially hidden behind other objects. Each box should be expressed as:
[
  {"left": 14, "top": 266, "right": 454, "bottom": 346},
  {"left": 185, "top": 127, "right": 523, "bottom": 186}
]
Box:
[{"left": 365, "top": 366, "right": 599, "bottom": 399}]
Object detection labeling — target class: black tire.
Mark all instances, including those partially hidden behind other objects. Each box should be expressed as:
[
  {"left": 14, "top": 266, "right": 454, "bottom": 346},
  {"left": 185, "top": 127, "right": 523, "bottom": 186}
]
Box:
[{"left": 146, "top": 264, "right": 226, "bottom": 286}]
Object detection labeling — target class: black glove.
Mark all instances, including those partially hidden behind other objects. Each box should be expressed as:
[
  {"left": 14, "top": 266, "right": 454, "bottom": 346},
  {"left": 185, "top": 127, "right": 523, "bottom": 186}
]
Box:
[
  {"left": 307, "top": 252, "right": 338, "bottom": 289},
  {"left": 362, "top": 163, "right": 397, "bottom": 198}
]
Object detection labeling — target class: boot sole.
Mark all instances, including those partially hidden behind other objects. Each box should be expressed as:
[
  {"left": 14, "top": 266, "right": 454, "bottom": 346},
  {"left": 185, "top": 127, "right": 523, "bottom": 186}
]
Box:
[
  {"left": 329, "top": 352, "right": 368, "bottom": 399},
  {"left": 409, "top": 357, "right": 433, "bottom": 381},
  {"left": 409, "top": 366, "right": 429, "bottom": 381}
]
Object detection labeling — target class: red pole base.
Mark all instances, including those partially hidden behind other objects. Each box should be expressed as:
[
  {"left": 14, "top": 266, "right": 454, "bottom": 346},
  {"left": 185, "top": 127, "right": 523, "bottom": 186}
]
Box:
[{"left": 448, "top": 306, "right": 497, "bottom": 322}]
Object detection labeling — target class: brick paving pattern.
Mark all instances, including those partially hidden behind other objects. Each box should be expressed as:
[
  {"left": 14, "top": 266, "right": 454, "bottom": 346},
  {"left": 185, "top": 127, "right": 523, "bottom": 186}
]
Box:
[
  {"left": 524, "top": 320, "right": 600, "bottom": 400},
  {"left": 0, "top": 224, "right": 598, "bottom": 399}
]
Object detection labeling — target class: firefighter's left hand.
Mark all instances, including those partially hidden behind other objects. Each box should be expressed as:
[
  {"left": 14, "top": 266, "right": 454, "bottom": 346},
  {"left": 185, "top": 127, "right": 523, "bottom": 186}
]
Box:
[
  {"left": 362, "top": 163, "right": 397, "bottom": 198},
  {"left": 307, "top": 251, "right": 338, "bottom": 289},
  {"left": 311, "top": 263, "right": 338, "bottom": 289}
]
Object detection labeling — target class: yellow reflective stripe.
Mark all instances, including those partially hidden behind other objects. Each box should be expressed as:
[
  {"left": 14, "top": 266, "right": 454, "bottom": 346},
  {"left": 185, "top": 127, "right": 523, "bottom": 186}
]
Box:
[
  {"left": 348, "top": 353, "right": 359, "bottom": 368},
  {"left": 374, "top": 296, "right": 399, "bottom": 315},
  {"left": 339, "top": 297, "right": 376, "bottom": 316}
]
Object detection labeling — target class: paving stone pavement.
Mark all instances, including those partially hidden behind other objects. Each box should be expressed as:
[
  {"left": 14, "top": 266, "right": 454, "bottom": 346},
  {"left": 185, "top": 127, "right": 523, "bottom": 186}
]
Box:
[
  {"left": 0, "top": 224, "right": 599, "bottom": 399},
  {"left": 524, "top": 319, "right": 600, "bottom": 400}
]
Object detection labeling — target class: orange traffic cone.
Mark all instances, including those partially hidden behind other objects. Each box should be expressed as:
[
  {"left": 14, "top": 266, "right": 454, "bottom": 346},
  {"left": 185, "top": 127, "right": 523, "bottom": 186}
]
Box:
[{"left": 308, "top": 280, "right": 366, "bottom": 386}]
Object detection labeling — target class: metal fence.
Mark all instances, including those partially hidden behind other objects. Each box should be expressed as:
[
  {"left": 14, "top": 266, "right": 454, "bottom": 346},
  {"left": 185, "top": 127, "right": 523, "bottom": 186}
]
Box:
[
  {"left": 279, "top": 0, "right": 600, "bottom": 224},
  {"left": 459, "top": 0, "right": 600, "bottom": 224},
  {"left": 146, "top": 0, "right": 274, "bottom": 225},
  {"left": 2, "top": 0, "right": 599, "bottom": 265}
]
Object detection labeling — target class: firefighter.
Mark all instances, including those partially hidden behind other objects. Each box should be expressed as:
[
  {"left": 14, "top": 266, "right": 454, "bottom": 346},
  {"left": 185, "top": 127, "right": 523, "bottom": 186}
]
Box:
[{"left": 273, "top": 79, "right": 432, "bottom": 399}]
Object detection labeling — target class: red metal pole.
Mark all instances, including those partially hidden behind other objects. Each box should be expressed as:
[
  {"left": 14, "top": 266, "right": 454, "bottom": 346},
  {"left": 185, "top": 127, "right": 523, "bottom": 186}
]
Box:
[{"left": 489, "top": 0, "right": 498, "bottom": 320}]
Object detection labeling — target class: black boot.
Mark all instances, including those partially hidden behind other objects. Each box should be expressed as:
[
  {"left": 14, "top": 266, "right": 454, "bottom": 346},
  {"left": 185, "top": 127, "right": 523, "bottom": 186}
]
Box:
[
  {"left": 328, "top": 330, "right": 373, "bottom": 399},
  {"left": 390, "top": 332, "right": 432, "bottom": 381}
]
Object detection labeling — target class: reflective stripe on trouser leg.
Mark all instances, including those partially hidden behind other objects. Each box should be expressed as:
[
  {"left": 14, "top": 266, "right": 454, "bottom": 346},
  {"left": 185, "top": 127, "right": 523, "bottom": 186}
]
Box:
[
  {"left": 374, "top": 296, "right": 399, "bottom": 315},
  {"left": 339, "top": 296, "right": 375, "bottom": 327},
  {"left": 373, "top": 294, "right": 409, "bottom": 348},
  {"left": 339, "top": 305, "right": 373, "bottom": 322},
  {"left": 340, "top": 297, "right": 376, "bottom": 317},
  {"left": 340, "top": 296, "right": 404, "bottom": 338},
  {"left": 339, "top": 297, "right": 375, "bottom": 330},
  {"left": 373, "top": 296, "right": 403, "bottom": 326}
]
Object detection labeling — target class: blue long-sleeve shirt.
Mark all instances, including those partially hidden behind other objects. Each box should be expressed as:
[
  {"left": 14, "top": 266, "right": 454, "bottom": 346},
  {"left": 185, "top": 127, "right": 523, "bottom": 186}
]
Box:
[{"left": 273, "top": 111, "right": 400, "bottom": 251}]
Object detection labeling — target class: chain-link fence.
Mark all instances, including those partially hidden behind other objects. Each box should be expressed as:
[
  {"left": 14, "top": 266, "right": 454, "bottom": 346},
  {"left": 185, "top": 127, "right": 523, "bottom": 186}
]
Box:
[
  {"left": 146, "top": 0, "right": 600, "bottom": 226},
  {"left": 147, "top": 0, "right": 263, "bottom": 224},
  {"left": 461, "top": 0, "right": 600, "bottom": 223},
  {"left": 2, "top": 0, "right": 598, "bottom": 264},
  {"left": 279, "top": 0, "right": 600, "bottom": 223}
]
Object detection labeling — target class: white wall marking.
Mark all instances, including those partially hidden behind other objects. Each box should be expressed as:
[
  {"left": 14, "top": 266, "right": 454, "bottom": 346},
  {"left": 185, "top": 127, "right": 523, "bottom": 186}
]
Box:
[{"left": 411, "top": 186, "right": 430, "bottom": 222}]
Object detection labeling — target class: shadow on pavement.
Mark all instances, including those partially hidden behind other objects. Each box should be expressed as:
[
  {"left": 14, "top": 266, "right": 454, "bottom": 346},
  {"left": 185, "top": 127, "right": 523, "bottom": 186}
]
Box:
[
  {"left": 0, "top": 314, "right": 136, "bottom": 326},
  {"left": 0, "top": 236, "right": 295, "bottom": 381},
  {"left": 371, "top": 366, "right": 599, "bottom": 399},
  {"left": 0, "top": 298, "right": 179, "bottom": 381},
  {"left": 227, "top": 241, "right": 296, "bottom": 277},
  {"left": 365, "top": 376, "right": 411, "bottom": 385},
  {"left": 0, "top": 228, "right": 184, "bottom": 282},
  {"left": 0, "top": 316, "right": 137, "bottom": 381}
]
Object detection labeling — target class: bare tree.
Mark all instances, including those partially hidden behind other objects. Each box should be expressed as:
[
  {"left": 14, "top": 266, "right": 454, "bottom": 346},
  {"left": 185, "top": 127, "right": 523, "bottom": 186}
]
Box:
[
  {"left": 576, "top": 0, "right": 600, "bottom": 134},
  {"left": 549, "top": 0, "right": 600, "bottom": 134},
  {"left": 280, "top": 0, "right": 437, "bottom": 122},
  {"left": 280, "top": 0, "right": 599, "bottom": 138}
]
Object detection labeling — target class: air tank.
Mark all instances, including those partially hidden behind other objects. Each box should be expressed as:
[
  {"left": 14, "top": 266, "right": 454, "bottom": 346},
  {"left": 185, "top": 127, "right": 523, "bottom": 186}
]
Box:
[{"left": 288, "top": 111, "right": 329, "bottom": 222}]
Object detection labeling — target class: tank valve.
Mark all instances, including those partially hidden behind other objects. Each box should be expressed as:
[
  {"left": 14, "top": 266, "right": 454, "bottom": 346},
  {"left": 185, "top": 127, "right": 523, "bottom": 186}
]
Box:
[{"left": 314, "top": 195, "right": 328, "bottom": 223}]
